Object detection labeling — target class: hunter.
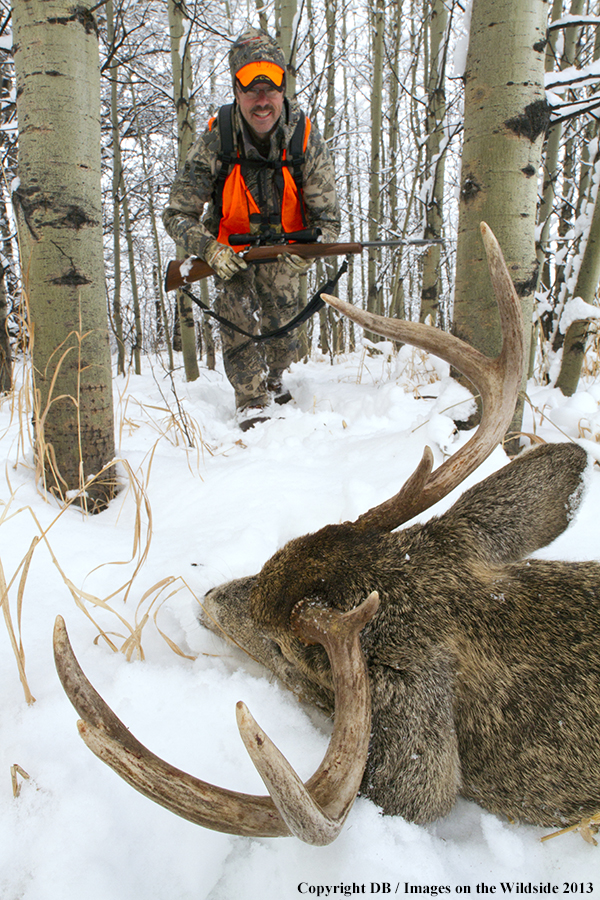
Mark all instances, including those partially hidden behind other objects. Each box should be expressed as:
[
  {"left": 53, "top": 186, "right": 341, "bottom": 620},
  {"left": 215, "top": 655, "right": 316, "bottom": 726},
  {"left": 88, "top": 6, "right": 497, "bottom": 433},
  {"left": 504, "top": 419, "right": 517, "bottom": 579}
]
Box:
[{"left": 163, "top": 27, "right": 341, "bottom": 430}]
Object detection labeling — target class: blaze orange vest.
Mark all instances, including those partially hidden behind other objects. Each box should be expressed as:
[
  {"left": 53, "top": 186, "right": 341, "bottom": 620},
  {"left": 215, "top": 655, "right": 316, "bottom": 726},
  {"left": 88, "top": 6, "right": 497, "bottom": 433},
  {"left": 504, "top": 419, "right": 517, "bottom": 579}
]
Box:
[{"left": 208, "top": 105, "right": 311, "bottom": 250}]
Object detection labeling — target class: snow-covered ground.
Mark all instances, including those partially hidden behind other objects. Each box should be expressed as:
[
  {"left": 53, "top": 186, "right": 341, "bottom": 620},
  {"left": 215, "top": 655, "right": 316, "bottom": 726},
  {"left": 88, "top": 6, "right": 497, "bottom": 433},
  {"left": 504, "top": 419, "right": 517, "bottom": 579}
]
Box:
[{"left": 1, "top": 342, "right": 599, "bottom": 900}]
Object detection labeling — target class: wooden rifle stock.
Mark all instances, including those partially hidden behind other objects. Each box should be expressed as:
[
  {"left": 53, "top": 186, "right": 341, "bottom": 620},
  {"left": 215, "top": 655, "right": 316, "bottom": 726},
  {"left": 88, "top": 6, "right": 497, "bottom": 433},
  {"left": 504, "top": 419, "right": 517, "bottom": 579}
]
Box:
[{"left": 164, "top": 242, "right": 363, "bottom": 292}]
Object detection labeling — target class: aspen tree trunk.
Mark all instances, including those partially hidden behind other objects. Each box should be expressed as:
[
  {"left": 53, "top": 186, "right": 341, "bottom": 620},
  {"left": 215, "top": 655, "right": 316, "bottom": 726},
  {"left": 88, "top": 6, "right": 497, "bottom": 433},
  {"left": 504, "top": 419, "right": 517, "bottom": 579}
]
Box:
[
  {"left": 107, "top": 0, "right": 125, "bottom": 376},
  {"left": 387, "top": 1, "right": 413, "bottom": 324},
  {"left": 168, "top": 0, "right": 199, "bottom": 382},
  {"left": 306, "top": 0, "right": 316, "bottom": 87},
  {"left": 537, "top": 0, "right": 580, "bottom": 295},
  {"left": 420, "top": 0, "right": 448, "bottom": 324},
  {"left": 534, "top": 0, "right": 564, "bottom": 366},
  {"left": 107, "top": 0, "right": 142, "bottom": 375},
  {"left": 537, "top": 0, "right": 586, "bottom": 374},
  {"left": 552, "top": 3, "right": 585, "bottom": 315},
  {"left": 0, "top": 29, "right": 14, "bottom": 392},
  {"left": 367, "top": 0, "right": 385, "bottom": 333},
  {"left": 11, "top": 0, "right": 116, "bottom": 510},
  {"left": 342, "top": 16, "right": 355, "bottom": 351},
  {"left": 325, "top": 0, "right": 342, "bottom": 351},
  {"left": 200, "top": 280, "right": 216, "bottom": 368},
  {"left": 318, "top": 0, "right": 338, "bottom": 354},
  {"left": 255, "top": 0, "right": 269, "bottom": 32},
  {"left": 575, "top": 12, "right": 600, "bottom": 225},
  {"left": 120, "top": 176, "right": 142, "bottom": 373},
  {"left": 452, "top": 0, "right": 548, "bottom": 444},
  {"left": 276, "top": 0, "right": 297, "bottom": 97},
  {"left": 275, "top": 0, "right": 311, "bottom": 354},
  {"left": 555, "top": 169, "right": 600, "bottom": 395},
  {"left": 381, "top": 7, "right": 404, "bottom": 327},
  {"left": 388, "top": 1, "right": 402, "bottom": 237},
  {"left": 354, "top": 85, "right": 367, "bottom": 310},
  {"left": 0, "top": 265, "right": 10, "bottom": 392}
]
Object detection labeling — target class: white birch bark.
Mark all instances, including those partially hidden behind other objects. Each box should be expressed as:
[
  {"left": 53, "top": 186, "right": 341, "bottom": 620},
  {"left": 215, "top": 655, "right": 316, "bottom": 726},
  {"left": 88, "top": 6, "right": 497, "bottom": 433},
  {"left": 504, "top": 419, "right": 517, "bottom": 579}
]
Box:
[
  {"left": 452, "top": 0, "right": 548, "bottom": 441},
  {"left": 367, "top": 0, "right": 385, "bottom": 327},
  {"left": 168, "top": 0, "right": 199, "bottom": 382},
  {"left": 106, "top": 0, "right": 125, "bottom": 376},
  {"left": 11, "top": 0, "right": 116, "bottom": 509},
  {"left": 276, "top": 0, "right": 297, "bottom": 98},
  {"left": 0, "top": 265, "right": 10, "bottom": 392},
  {"left": 420, "top": 0, "right": 448, "bottom": 324}
]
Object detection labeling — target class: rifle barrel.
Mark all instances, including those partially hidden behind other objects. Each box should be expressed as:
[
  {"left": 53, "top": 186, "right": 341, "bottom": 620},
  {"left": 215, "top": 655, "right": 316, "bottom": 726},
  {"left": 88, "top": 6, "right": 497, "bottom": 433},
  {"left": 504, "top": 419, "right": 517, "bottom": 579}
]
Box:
[{"left": 361, "top": 239, "right": 444, "bottom": 248}]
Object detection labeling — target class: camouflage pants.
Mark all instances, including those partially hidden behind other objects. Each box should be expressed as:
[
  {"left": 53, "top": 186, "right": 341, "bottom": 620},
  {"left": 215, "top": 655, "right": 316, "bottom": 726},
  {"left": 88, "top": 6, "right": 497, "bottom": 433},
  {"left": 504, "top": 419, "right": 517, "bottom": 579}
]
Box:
[{"left": 214, "top": 258, "right": 301, "bottom": 410}]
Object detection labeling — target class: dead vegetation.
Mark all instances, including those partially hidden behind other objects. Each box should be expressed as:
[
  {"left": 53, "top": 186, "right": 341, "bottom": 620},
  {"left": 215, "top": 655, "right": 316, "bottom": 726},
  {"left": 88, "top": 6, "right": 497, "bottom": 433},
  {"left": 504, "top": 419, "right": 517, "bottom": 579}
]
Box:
[{"left": 0, "top": 352, "right": 205, "bottom": 708}]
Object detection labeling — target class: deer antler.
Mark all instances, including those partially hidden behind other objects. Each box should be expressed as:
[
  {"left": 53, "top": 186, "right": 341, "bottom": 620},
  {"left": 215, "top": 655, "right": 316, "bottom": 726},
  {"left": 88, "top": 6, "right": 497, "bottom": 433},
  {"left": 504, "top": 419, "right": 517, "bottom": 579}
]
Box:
[
  {"left": 322, "top": 222, "right": 524, "bottom": 530},
  {"left": 53, "top": 590, "right": 379, "bottom": 846}
]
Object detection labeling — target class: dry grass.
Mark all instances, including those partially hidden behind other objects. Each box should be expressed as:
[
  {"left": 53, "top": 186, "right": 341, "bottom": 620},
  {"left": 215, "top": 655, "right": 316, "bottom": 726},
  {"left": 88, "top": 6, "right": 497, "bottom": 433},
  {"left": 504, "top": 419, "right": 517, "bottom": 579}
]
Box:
[
  {"left": 581, "top": 326, "right": 600, "bottom": 381},
  {"left": 523, "top": 391, "right": 600, "bottom": 445},
  {"left": 353, "top": 343, "right": 442, "bottom": 394},
  {"left": 0, "top": 447, "right": 199, "bottom": 673},
  {"left": 0, "top": 530, "right": 37, "bottom": 705},
  {"left": 0, "top": 345, "right": 209, "bottom": 703},
  {"left": 542, "top": 811, "right": 600, "bottom": 846},
  {"left": 10, "top": 764, "right": 30, "bottom": 799}
]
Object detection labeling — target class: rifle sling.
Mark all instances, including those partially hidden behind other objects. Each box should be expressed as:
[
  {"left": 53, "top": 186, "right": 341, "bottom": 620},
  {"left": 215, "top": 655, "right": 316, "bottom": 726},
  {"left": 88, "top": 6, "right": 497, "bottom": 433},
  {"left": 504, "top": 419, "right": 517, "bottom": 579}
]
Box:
[{"left": 181, "top": 259, "right": 349, "bottom": 355}]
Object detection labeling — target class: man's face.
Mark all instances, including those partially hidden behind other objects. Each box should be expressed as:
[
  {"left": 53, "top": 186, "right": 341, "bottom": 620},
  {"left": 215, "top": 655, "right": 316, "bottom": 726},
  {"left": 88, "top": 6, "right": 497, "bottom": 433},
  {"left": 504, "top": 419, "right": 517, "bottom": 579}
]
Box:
[{"left": 234, "top": 81, "right": 284, "bottom": 137}]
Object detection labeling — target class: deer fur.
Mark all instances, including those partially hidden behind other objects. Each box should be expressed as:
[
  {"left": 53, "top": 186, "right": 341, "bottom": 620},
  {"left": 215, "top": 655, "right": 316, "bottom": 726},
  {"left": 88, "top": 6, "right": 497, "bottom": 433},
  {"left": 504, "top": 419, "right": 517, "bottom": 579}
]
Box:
[{"left": 200, "top": 441, "right": 600, "bottom": 827}]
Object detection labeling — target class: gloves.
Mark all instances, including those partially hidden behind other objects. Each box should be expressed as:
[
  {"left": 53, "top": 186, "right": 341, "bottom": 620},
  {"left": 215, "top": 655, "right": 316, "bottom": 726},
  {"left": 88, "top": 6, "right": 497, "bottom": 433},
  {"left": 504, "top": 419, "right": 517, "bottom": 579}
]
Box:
[
  {"left": 204, "top": 240, "right": 248, "bottom": 281},
  {"left": 282, "top": 252, "right": 312, "bottom": 275}
]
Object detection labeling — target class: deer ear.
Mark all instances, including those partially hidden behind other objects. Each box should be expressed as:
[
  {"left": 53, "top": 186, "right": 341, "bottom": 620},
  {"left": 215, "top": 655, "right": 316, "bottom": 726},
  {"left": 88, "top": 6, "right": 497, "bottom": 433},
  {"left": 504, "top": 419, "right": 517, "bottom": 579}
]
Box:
[
  {"left": 362, "top": 661, "right": 461, "bottom": 823},
  {"left": 438, "top": 442, "right": 589, "bottom": 565}
]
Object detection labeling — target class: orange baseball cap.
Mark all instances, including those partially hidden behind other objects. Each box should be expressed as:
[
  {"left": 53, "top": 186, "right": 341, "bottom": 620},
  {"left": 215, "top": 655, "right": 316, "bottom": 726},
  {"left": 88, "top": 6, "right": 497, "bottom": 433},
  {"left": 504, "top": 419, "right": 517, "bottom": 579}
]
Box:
[{"left": 235, "top": 60, "right": 285, "bottom": 91}]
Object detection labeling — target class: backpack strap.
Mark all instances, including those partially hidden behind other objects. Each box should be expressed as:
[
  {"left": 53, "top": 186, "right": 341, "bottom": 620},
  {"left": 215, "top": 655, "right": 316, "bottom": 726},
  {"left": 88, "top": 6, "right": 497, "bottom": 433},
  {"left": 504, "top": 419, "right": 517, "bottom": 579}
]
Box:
[
  {"left": 287, "top": 110, "right": 307, "bottom": 191},
  {"left": 284, "top": 110, "right": 309, "bottom": 227},
  {"left": 212, "top": 103, "right": 236, "bottom": 220}
]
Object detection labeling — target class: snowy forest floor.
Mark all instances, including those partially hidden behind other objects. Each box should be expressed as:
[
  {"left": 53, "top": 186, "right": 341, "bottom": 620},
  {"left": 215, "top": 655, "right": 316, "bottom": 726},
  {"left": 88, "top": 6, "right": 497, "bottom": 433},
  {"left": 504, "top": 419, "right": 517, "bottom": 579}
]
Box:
[{"left": 1, "top": 341, "right": 600, "bottom": 900}]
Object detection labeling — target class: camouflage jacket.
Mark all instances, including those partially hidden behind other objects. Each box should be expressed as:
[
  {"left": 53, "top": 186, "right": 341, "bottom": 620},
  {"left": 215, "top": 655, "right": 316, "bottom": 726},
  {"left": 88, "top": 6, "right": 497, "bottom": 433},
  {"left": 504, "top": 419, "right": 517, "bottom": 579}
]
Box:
[{"left": 162, "top": 99, "right": 341, "bottom": 261}]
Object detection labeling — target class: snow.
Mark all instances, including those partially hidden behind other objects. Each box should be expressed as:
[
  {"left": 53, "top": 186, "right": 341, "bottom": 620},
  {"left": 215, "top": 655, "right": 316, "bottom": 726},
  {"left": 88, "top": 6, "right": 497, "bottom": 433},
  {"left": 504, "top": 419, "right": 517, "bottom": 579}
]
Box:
[
  {"left": 179, "top": 256, "right": 196, "bottom": 279},
  {"left": 452, "top": 0, "right": 472, "bottom": 79},
  {"left": 546, "top": 58, "right": 600, "bottom": 91},
  {"left": 1, "top": 344, "right": 600, "bottom": 899},
  {"left": 559, "top": 296, "right": 600, "bottom": 333}
]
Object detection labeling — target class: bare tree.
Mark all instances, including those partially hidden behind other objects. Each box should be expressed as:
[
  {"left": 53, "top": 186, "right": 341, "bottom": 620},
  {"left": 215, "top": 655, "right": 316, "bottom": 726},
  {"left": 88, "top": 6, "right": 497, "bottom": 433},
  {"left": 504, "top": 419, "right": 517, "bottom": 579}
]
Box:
[
  {"left": 168, "top": 0, "right": 199, "bottom": 382},
  {"left": 419, "top": 0, "right": 449, "bottom": 325},
  {"left": 11, "top": 0, "right": 116, "bottom": 510},
  {"left": 367, "top": 0, "right": 385, "bottom": 330}
]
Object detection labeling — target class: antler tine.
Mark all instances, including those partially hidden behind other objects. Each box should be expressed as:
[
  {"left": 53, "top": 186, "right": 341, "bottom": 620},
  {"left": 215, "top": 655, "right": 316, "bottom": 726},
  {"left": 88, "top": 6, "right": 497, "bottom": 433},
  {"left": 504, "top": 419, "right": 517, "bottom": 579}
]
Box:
[
  {"left": 323, "top": 222, "right": 524, "bottom": 531},
  {"left": 54, "top": 595, "right": 379, "bottom": 845},
  {"left": 238, "top": 592, "right": 379, "bottom": 844},
  {"left": 53, "top": 616, "right": 289, "bottom": 838}
]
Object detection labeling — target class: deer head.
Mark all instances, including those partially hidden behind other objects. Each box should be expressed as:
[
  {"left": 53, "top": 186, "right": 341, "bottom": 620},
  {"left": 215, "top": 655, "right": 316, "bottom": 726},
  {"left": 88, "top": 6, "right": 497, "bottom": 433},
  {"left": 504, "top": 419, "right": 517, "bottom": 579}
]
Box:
[{"left": 54, "top": 225, "right": 599, "bottom": 843}]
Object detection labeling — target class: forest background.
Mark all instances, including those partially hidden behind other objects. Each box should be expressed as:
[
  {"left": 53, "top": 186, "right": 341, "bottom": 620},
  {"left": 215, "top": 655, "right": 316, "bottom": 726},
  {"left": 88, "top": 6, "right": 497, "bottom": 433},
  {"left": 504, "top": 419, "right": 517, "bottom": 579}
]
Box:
[{"left": 2, "top": 0, "right": 600, "bottom": 401}]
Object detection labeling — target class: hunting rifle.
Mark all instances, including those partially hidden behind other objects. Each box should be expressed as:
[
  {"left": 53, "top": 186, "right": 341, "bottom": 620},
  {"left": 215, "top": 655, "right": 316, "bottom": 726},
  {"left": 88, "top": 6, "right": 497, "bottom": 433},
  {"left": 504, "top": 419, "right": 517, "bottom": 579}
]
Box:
[{"left": 164, "top": 230, "right": 442, "bottom": 292}]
